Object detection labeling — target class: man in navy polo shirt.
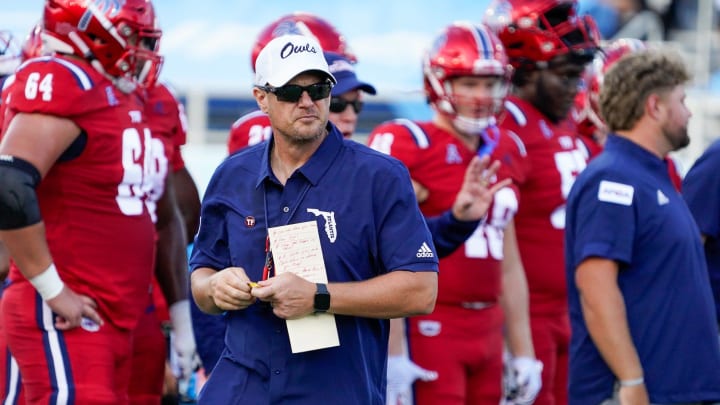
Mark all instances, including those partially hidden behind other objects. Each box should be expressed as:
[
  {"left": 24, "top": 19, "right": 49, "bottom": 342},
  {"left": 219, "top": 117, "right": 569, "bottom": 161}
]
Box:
[
  {"left": 189, "top": 34, "right": 441, "bottom": 404},
  {"left": 565, "top": 48, "right": 720, "bottom": 405}
]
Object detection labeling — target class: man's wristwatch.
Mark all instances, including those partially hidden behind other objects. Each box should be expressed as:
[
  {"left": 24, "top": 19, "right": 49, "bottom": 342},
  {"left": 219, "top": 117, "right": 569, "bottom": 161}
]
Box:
[{"left": 314, "top": 283, "right": 331, "bottom": 313}]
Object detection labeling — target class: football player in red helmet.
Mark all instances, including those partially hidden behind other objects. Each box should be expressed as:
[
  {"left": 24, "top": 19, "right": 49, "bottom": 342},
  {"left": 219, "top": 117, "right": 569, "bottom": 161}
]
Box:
[
  {"left": 89, "top": 5, "right": 202, "bottom": 403},
  {"left": 368, "top": 21, "right": 537, "bottom": 405},
  {"left": 0, "top": 1, "right": 169, "bottom": 403},
  {"left": 485, "top": 1, "right": 599, "bottom": 404}
]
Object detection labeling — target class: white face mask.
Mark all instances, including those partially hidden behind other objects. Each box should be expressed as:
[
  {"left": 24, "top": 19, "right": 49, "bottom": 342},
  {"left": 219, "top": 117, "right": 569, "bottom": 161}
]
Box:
[{"left": 452, "top": 115, "right": 496, "bottom": 136}]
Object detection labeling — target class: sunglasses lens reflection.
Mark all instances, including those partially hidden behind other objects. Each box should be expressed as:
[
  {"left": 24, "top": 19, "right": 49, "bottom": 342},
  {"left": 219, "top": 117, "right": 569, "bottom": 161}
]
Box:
[
  {"left": 271, "top": 82, "right": 332, "bottom": 102},
  {"left": 329, "top": 98, "right": 363, "bottom": 113}
]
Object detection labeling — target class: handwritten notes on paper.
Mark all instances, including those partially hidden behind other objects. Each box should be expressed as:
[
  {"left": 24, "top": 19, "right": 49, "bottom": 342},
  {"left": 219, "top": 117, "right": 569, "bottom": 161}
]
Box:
[{"left": 268, "top": 221, "right": 339, "bottom": 353}]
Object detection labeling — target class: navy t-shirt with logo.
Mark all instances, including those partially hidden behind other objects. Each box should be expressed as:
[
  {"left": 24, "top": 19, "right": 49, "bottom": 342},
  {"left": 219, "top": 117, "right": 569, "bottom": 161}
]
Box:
[{"left": 565, "top": 134, "right": 720, "bottom": 405}]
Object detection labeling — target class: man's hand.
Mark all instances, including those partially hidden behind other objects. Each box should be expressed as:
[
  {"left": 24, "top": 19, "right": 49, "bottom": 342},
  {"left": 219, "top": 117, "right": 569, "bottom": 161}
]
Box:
[
  {"left": 386, "top": 355, "right": 438, "bottom": 405},
  {"left": 250, "top": 272, "right": 315, "bottom": 319},
  {"left": 208, "top": 266, "right": 256, "bottom": 311},
  {"left": 48, "top": 287, "right": 103, "bottom": 331},
  {"left": 451, "top": 155, "right": 512, "bottom": 222}
]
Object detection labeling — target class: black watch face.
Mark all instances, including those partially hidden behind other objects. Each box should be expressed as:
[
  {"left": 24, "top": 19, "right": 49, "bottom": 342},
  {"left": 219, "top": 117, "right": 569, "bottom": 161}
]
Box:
[
  {"left": 315, "top": 294, "right": 330, "bottom": 311},
  {"left": 315, "top": 285, "right": 330, "bottom": 312}
]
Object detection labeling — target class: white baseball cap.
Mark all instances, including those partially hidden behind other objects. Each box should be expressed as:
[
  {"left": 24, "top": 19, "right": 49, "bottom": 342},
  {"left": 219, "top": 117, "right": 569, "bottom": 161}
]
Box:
[{"left": 254, "top": 34, "right": 337, "bottom": 87}]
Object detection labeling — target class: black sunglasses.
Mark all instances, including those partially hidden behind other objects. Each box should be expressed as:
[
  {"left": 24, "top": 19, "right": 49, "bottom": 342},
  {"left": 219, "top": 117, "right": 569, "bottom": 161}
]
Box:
[
  {"left": 329, "top": 97, "right": 364, "bottom": 114},
  {"left": 258, "top": 82, "right": 333, "bottom": 103}
]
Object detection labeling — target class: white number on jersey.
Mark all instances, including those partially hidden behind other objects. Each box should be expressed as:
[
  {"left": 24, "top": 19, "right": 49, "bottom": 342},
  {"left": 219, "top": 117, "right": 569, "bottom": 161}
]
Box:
[
  {"left": 465, "top": 187, "right": 518, "bottom": 260},
  {"left": 177, "top": 102, "right": 189, "bottom": 134},
  {"left": 142, "top": 137, "right": 169, "bottom": 223},
  {"left": 24, "top": 72, "right": 53, "bottom": 101},
  {"left": 551, "top": 147, "right": 587, "bottom": 229},
  {"left": 117, "top": 128, "right": 156, "bottom": 216},
  {"left": 248, "top": 124, "right": 272, "bottom": 146},
  {"left": 368, "top": 132, "right": 395, "bottom": 155}
]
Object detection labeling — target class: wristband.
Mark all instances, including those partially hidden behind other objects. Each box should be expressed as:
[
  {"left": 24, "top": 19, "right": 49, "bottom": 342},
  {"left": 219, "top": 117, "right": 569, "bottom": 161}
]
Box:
[
  {"left": 619, "top": 377, "right": 644, "bottom": 387},
  {"left": 29, "top": 263, "right": 65, "bottom": 301}
]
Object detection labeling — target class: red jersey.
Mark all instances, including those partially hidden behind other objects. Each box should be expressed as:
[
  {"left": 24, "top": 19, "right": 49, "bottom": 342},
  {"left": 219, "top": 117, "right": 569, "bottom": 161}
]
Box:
[
  {"left": 145, "top": 82, "right": 188, "bottom": 173},
  {"left": 4, "top": 56, "right": 157, "bottom": 330},
  {"left": 368, "top": 119, "right": 526, "bottom": 304},
  {"left": 227, "top": 110, "right": 271, "bottom": 154},
  {"left": 576, "top": 128, "right": 603, "bottom": 160},
  {"left": 497, "top": 96, "right": 588, "bottom": 316},
  {"left": 141, "top": 82, "right": 189, "bottom": 224},
  {"left": 144, "top": 82, "right": 190, "bottom": 323}
]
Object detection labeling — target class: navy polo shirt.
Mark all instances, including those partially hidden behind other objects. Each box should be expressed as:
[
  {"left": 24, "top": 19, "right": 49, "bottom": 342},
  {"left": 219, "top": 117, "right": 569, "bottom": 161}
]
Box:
[
  {"left": 565, "top": 135, "right": 720, "bottom": 405},
  {"left": 683, "top": 138, "right": 720, "bottom": 324},
  {"left": 190, "top": 123, "right": 438, "bottom": 405}
]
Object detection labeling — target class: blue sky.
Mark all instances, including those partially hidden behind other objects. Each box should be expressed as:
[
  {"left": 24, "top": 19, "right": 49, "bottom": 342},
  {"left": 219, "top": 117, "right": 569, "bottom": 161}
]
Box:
[{"left": 2, "top": 1, "right": 492, "bottom": 98}]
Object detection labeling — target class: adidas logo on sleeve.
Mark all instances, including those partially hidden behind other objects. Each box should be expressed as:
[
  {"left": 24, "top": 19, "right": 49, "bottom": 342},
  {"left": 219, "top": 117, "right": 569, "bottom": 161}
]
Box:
[{"left": 416, "top": 242, "right": 435, "bottom": 258}]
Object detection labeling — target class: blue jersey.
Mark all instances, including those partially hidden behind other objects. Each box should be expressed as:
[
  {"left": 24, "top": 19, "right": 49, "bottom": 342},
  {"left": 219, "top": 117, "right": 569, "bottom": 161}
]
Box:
[
  {"left": 565, "top": 135, "right": 720, "bottom": 405},
  {"left": 190, "top": 123, "right": 438, "bottom": 405},
  {"left": 683, "top": 138, "right": 720, "bottom": 324}
]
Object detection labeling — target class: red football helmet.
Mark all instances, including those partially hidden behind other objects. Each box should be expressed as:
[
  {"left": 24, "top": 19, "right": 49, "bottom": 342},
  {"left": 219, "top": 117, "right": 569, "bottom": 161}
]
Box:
[
  {"left": 601, "top": 37, "right": 646, "bottom": 73},
  {"left": 581, "top": 38, "right": 647, "bottom": 130},
  {"left": 484, "top": 0, "right": 599, "bottom": 69},
  {"left": 423, "top": 21, "right": 512, "bottom": 135},
  {"left": 0, "top": 30, "right": 21, "bottom": 78},
  {"left": 43, "top": 0, "right": 162, "bottom": 91},
  {"left": 250, "top": 12, "right": 356, "bottom": 71}
]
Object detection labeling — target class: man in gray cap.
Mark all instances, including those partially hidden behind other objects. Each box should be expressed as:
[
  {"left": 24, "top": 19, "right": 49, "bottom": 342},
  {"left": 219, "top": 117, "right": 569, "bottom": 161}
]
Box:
[{"left": 189, "top": 34, "right": 439, "bottom": 404}]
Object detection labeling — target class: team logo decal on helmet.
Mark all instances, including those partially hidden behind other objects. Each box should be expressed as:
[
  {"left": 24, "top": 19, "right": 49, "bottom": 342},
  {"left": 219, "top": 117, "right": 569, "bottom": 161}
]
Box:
[{"left": 43, "top": 0, "right": 163, "bottom": 92}]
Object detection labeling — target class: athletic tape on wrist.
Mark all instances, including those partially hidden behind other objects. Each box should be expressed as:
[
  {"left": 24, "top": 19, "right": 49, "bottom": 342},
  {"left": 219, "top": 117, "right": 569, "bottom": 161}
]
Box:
[{"left": 29, "top": 263, "right": 65, "bottom": 301}]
